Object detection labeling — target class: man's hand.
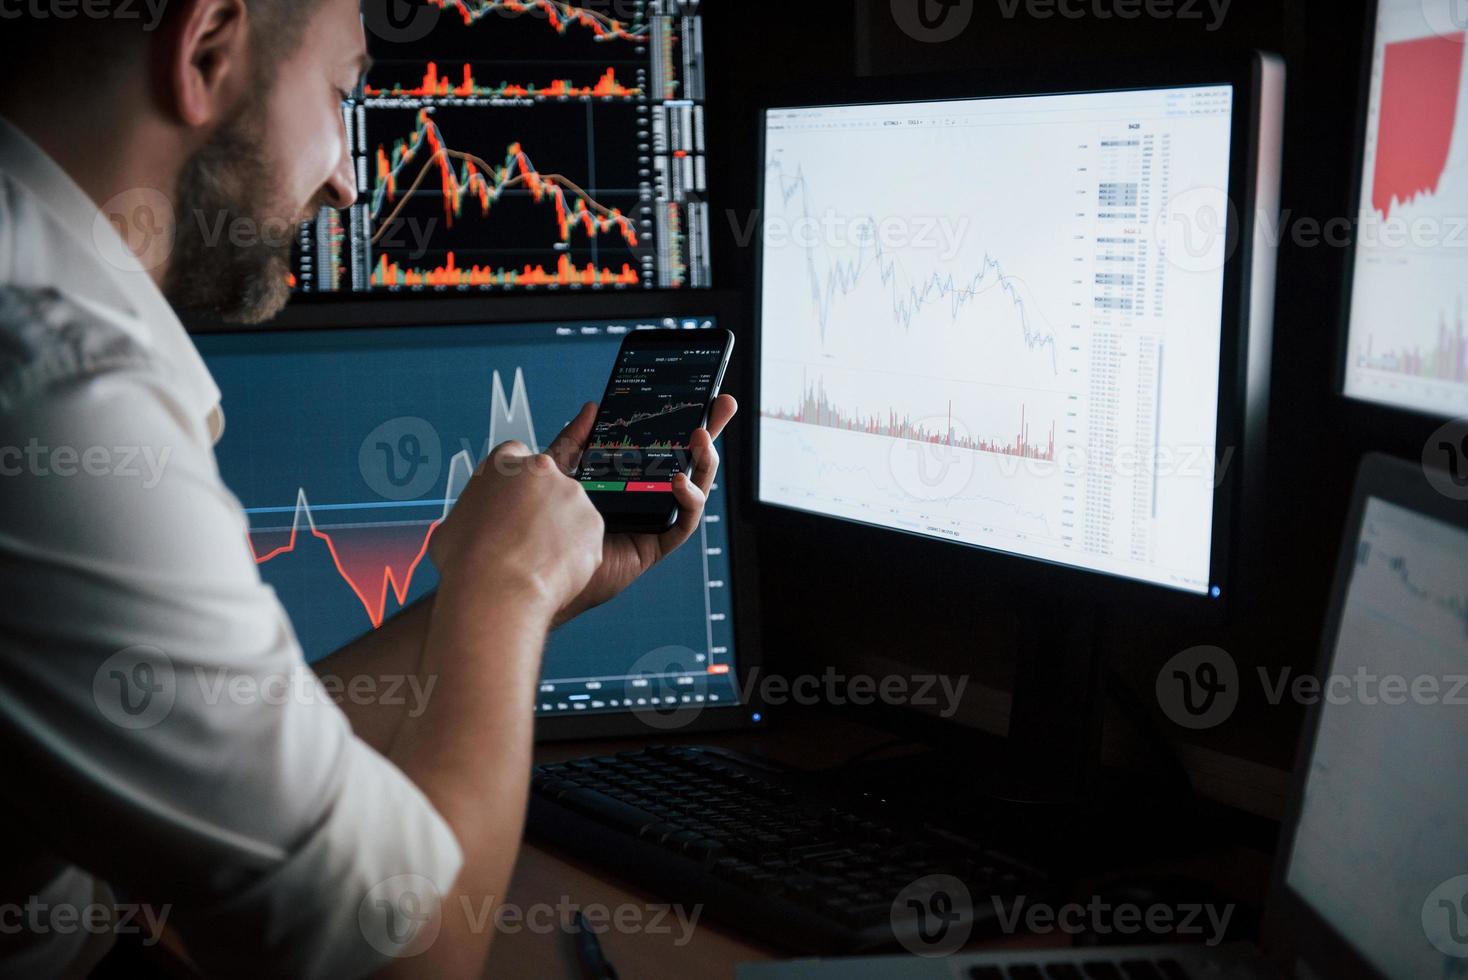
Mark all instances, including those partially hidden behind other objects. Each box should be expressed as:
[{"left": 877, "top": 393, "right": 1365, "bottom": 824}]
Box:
[
  {"left": 545, "top": 394, "right": 738, "bottom": 627},
  {"left": 428, "top": 440, "right": 605, "bottom": 619}
]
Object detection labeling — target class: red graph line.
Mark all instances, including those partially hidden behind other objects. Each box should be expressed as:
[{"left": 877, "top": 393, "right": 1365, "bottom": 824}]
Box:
[
  {"left": 250, "top": 513, "right": 442, "bottom": 629},
  {"left": 430, "top": 0, "right": 650, "bottom": 40},
  {"left": 1372, "top": 33, "right": 1466, "bottom": 217},
  {"left": 372, "top": 109, "right": 639, "bottom": 249}
]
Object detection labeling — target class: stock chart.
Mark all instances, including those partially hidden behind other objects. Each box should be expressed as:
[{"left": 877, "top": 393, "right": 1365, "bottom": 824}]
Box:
[
  {"left": 197, "top": 317, "right": 739, "bottom": 715},
  {"left": 1345, "top": 0, "right": 1468, "bottom": 416},
  {"left": 757, "top": 86, "right": 1235, "bottom": 595},
  {"left": 293, "top": 0, "right": 709, "bottom": 295}
]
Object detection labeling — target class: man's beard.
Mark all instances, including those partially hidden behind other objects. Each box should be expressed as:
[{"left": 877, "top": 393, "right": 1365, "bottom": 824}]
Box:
[{"left": 162, "top": 112, "right": 303, "bottom": 325}]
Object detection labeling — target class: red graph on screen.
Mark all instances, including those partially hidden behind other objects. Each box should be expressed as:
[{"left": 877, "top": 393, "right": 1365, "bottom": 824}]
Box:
[
  {"left": 430, "top": 0, "right": 650, "bottom": 41},
  {"left": 371, "top": 109, "right": 639, "bottom": 248},
  {"left": 365, "top": 63, "right": 640, "bottom": 100},
  {"left": 1372, "top": 33, "right": 1466, "bottom": 217},
  {"left": 249, "top": 511, "right": 444, "bottom": 628},
  {"left": 247, "top": 369, "right": 540, "bottom": 628}
]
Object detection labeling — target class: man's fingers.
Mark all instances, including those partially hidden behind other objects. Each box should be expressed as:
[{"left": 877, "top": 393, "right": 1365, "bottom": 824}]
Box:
[
  {"left": 687, "top": 428, "right": 720, "bottom": 496},
  {"left": 546, "top": 402, "right": 598, "bottom": 475},
  {"left": 657, "top": 471, "right": 708, "bottom": 555},
  {"left": 705, "top": 395, "right": 738, "bottom": 441}
]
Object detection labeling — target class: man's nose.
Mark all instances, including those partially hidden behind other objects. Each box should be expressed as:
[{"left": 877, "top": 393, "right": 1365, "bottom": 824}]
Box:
[{"left": 322, "top": 138, "right": 357, "bottom": 211}]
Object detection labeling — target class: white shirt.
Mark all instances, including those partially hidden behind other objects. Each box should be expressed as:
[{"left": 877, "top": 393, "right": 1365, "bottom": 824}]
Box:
[{"left": 0, "top": 117, "right": 462, "bottom": 977}]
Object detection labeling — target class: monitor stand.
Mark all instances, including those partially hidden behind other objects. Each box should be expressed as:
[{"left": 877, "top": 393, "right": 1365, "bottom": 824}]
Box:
[{"left": 840, "top": 595, "right": 1206, "bottom": 873}]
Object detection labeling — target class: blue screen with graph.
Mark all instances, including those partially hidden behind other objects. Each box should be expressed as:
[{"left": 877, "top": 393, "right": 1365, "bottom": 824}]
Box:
[{"left": 197, "top": 316, "right": 739, "bottom": 716}]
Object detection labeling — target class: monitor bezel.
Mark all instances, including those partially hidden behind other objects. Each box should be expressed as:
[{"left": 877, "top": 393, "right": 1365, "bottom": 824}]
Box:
[
  {"left": 747, "top": 56, "right": 1272, "bottom": 612},
  {"left": 1261, "top": 451, "right": 1465, "bottom": 979},
  {"left": 186, "top": 291, "right": 769, "bottom": 741}
]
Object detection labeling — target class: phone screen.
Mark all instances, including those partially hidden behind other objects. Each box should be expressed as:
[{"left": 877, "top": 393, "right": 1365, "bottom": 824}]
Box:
[{"left": 577, "top": 339, "right": 728, "bottom": 493}]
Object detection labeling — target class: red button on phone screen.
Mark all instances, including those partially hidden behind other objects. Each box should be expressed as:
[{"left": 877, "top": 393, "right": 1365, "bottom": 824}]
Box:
[{"left": 626, "top": 482, "right": 674, "bottom": 493}]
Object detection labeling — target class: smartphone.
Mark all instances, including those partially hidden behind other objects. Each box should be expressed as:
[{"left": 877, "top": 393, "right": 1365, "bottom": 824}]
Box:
[{"left": 577, "top": 328, "right": 735, "bottom": 533}]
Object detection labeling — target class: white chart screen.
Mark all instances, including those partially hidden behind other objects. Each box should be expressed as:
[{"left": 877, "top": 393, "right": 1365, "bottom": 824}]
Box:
[
  {"left": 1345, "top": 0, "right": 1468, "bottom": 417},
  {"left": 757, "top": 85, "right": 1234, "bottom": 594},
  {"left": 1285, "top": 498, "right": 1468, "bottom": 978}
]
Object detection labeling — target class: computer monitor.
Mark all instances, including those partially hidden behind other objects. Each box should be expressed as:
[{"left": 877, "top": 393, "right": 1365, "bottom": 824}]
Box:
[
  {"left": 294, "top": 0, "right": 709, "bottom": 295},
  {"left": 1268, "top": 453, "right": 1468, "bottom": 978},
  {"left": 192, "top": 296, "right": 760, "bottom": 739},
  {"left": 1341, "top": 0, "right": 1468, "bottom": 417},
  {"left": 754, "top": 56, "right": 1282, "bottom": 604}
]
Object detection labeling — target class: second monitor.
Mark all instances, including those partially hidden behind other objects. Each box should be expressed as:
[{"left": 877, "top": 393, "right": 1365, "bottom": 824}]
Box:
[{"left": 756, "top": 61, "right": 1282, "bottom": 601}]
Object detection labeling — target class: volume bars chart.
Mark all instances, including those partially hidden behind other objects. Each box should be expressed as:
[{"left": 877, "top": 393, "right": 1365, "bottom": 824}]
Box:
[
  {"left": 294, "top": 0, "right": 709, "bottom": 294},
  {"left": 758, "top": 87, "right": 1234, "bottom": 593}
]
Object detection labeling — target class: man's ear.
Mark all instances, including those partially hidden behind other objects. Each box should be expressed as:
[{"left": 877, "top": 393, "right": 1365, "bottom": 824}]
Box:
[{"left": 160, "top": 0, "right": 251, "bottom": 129}]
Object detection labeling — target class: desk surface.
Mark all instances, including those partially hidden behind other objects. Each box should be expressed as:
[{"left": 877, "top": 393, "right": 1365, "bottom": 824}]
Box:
[{"left": 486, "top": 712, "right": 1273, "bottom": 979}]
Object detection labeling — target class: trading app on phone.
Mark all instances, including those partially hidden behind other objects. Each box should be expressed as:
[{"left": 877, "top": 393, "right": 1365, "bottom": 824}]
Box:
[{"left": 578, "top": 343, "right": 726, "bottom": 492}]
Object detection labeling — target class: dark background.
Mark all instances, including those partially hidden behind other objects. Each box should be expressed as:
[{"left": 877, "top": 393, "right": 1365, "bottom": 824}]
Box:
[{"left": 699, "top": 0, "right": 1438, "bottom": 788}]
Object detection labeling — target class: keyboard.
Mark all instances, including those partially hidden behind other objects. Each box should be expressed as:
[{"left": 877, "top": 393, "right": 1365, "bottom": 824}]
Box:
[
  {"left": 734, "top": 942, "right": 1273, "bottom": 979},
  {"left": 527, "top": 744, "right": 1046, "bottom": 954}
]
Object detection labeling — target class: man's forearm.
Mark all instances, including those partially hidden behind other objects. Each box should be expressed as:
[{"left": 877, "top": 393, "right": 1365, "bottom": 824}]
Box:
[
  {"left": 383, "top": 577, "right": 554, "bottom": 977},
  {"left": 312, "top": 596, "right": 435, "bottom": 753}
]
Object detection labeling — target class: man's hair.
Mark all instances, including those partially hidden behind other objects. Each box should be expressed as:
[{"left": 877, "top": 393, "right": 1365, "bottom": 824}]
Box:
[{"left": 0, "top": 0, "right": 326, "bottom": 98}]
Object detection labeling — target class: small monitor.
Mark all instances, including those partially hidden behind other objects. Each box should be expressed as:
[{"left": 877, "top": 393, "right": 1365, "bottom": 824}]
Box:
[
  {"left": 756, "top": 80, "right": 1250, "bottom": 596},
  {"left": 1278, "top": 459, "right": 1468, "bottom": 977},
  {"left": 1342, "top": 0, "right": 1468, "bottom": 417},
  {"left": 195, "top": 310, "right": 748, "bottom": 736}
]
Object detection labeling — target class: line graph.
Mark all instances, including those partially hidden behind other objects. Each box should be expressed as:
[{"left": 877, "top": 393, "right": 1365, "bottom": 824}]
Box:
[
  {"left": 600, "top": 400, "right": 704, "bottom": 430},
  {"left": 429, "top": 0, "right": 651, "bottom": 41},
  {"left": 246, "top": 368, "right": 535, "bottom": 628},
  {"left": 765, "top": 159, "right": 1061, "bottom": 372},
  {"left": 371, "top": 109, "right": 640, "bottom": 248}
]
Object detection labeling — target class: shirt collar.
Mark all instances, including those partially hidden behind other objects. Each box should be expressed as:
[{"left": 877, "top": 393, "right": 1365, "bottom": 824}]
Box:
[{"left": 0, "top": 116, "right": 224, "bottom": 441}]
